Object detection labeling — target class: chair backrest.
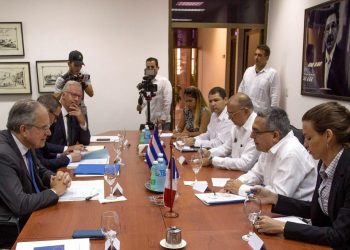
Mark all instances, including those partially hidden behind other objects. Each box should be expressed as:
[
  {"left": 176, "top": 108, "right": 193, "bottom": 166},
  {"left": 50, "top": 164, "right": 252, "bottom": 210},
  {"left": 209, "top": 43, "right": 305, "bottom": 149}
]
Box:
[{"left": 290, "top": 125, "right": 304, "bottom": 145}]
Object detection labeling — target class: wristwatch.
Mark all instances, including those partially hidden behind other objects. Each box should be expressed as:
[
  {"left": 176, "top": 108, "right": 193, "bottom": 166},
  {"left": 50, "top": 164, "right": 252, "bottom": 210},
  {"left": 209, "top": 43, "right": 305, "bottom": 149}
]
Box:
[{"left": 208, "top": 155, "right": 213, "bottom": 165}]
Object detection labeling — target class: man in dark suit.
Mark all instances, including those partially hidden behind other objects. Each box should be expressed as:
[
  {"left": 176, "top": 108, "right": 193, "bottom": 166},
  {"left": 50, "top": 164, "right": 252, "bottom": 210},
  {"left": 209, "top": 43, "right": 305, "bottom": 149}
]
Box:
[
  {"left": 0, "top": 100, "right": 71, "bottom": 247},
  {"left": 36, "top": 94, "right": 82, "bottom": 171},
  {"left": 324, "top": 9, "right": 349, "bottom": 96},
  {"left": 48, "top": 80, "right": 91, "bottom": 146}
]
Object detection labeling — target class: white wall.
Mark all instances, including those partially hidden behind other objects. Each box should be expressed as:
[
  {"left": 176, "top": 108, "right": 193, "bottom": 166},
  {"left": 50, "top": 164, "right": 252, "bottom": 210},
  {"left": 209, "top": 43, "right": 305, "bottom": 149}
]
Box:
[
  {"left": 267, "top": 0, "right": 350, "bottom": 128},
  {"left": 0, "top": 0, "right": 169, "bottom": 134},
  {"left": 197, "top": 28, "right": 227, "bottom": 103}
]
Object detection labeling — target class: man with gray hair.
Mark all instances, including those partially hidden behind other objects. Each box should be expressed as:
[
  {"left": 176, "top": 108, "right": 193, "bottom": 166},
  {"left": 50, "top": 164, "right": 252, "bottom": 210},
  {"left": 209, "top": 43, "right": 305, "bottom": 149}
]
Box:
[
  {"left": 0, "top": 100, "right": 71, "bottom": 247},
  {"left": 201, "top": 92, "right": 260, "bottom": 171},
  {"left": 48, "top": 81, "right": 90, "bottom": 146},
  {"left": 224, "top": 107, "right": 316, "bottom": 201}
]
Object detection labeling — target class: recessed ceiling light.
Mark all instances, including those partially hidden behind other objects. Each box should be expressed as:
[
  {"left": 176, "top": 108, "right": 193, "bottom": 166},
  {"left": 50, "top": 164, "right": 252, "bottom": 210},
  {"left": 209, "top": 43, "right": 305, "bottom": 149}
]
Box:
[
  {"left": 172, "top": 18, "right": 193, "bottom": 22},
  {"left": 176, "top": 2, "right": 204, "bottom": 7},
  {"left": 172, "top": 8, "right": 205, "bottom": 12}
]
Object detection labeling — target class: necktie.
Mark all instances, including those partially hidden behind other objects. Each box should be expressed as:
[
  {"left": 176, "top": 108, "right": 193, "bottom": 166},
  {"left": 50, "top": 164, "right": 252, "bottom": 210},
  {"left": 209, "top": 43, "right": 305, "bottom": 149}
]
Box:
[
  {"left": 66, "top": 114, "right": 72, "bottom": 145},
  {"left": 25, "top": 150, "right": 40, "bottom": 193}
]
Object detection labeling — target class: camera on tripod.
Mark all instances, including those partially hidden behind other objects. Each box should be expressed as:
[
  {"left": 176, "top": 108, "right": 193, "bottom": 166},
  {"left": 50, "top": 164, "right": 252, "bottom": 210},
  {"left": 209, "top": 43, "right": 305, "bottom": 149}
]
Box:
[
  {"left": 137, "top": 69, "right": 158, "bottom": 94},
  {"left": 70, "top": 73, "right": 90, "bottom": 83}
]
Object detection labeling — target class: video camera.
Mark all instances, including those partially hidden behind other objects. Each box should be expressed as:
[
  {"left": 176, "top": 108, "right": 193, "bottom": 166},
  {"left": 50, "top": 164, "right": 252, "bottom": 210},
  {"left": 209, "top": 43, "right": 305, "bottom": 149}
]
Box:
[{"left": 137, "top": 69, "right": 157, "bottom": 94}]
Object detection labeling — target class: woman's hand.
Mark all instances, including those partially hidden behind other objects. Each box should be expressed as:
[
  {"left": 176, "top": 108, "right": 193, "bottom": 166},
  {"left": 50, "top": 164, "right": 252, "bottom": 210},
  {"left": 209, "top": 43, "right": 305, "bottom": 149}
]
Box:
[
  {"left": 254, "top": 216, "right": 286, "bottom": 234},
  {"left": 251, "top": 185, "right": 278, "bottom": 205}
]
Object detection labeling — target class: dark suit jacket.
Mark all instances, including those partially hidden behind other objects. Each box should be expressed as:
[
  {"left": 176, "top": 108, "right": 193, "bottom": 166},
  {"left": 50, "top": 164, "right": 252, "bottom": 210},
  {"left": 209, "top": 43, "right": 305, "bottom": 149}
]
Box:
[
  {"left": 326, "top": 45, "right": 349, "bottom": 96},
  {"left": 0, "top": 130, "right": 58, "bottom": 246},
  {"left": 35, "top": 142, "right": 69, "bottom": 172},
  {"left": 272, "top": 148, "right": 350, "bottom": 249},
  {"left": 48, "top": 112, "right": 90, "bottom": 146}
]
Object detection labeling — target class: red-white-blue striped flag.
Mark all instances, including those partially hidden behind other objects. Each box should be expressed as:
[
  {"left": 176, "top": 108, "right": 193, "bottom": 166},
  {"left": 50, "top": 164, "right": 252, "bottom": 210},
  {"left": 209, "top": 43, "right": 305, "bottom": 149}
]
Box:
[{"left": 145, "top": 128, "right": 168, "bottom": 168}]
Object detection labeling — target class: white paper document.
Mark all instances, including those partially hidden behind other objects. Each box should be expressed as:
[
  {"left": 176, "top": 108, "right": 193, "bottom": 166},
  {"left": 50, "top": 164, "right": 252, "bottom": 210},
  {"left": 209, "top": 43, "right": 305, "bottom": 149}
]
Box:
[
  {"left": 173, "top": 142, "right": 198, "bottom": 152},
  {"left": 99, "top": 196, "right": 127, "bottom": 204},
  {"left": 193, "top": 181, "right": 208, "bottom": 193},
  {"left": 184, "top": 180, "right": 208, "bottom": 186},
  {"left": 67, "top": 158, "right": 109, "bottom": 169},
  {"left": 195, "top": 192, "right": 245, "bottom": 205},
  {"left": 84, "top": 145, "right": 105, "bottom": 152},
  {"left": 248, "top": 233, "right": 264, "bottom": 250},
  {"left": 273, "top": 216, "right": 307, "bottom": 224},
  {"left": 211, "top": 178, "right": 230, "bottom": 187},
  {"left": 16, "top": 238, "right": 90, "bottom": 250},
  {"left": 59, "top": 180, "right": 104, "bottom": 202},
  {"left": 160, "top": 132, "right": 173, "bottom": 138},
  {"left": 90, "top": 135, "right": 118, "bottom": 142}
]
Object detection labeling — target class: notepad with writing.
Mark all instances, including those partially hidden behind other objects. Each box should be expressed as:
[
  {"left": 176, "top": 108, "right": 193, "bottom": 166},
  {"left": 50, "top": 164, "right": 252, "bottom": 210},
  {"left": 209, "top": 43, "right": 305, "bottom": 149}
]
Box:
[
  {"left": 74, "top": 164, "right": 120, "bottom": 175},
  {"left": 195, "top": 193, "right": 245, "bottom": 205}
]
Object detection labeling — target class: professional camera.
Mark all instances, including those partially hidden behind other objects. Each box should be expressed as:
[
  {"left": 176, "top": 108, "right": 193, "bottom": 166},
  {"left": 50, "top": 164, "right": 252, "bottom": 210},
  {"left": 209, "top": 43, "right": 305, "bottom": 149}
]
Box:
[
  {"left": 136, "top": 69, "right": 157, "bottom": 93},
  {"left": 70, "top": 73, "right": 90, "bottom": 83}
]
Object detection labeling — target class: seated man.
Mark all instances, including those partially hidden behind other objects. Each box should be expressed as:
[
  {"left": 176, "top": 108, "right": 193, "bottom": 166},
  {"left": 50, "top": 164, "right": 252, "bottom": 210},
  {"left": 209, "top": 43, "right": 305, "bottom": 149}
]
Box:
[
  {"left": 0, "top": 100, "right": 71, "bottom": 247},
  {"left": 48, "top": 81, "right": 91, "bottom": 146},
  {"left": 185, "top": 87, "right": 232, "bottom": 148},
  {"left": 202, "top": 93, "right": 260, "bottom": 171},
  {"left": 224, "top": 107, "right": 317, "bottom": 201},
  {"left": 36, "top": 94, "right": 82, "bottom": 171}
]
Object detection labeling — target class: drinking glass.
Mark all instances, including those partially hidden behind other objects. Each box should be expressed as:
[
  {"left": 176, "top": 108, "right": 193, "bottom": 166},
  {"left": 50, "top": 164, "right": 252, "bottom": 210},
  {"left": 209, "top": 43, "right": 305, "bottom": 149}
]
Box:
[
  {"left": 242, "top": 196, "right": 262, "bottom": 241},
  {"left": 104, "top": 165, "right": 117, "bottom": 200},
  {"left": 190, "top": 154, "right": 202, "bottom": 183},
  {"left": 113, "top": 136, "right": 125, "bottom": 166},
  {"left": 175, "top": 136, "right": 186, "bottom": 152},
  {"left": 101, "top": 211, "right": 120, "bottom": 250}
]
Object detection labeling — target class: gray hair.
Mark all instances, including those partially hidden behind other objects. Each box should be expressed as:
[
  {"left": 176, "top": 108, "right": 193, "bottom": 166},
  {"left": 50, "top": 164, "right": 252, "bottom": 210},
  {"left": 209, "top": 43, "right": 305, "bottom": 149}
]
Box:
[
  {"left": 37, "top": 94, "right": 61, "bottom": 113},
  {"left": 62, "top": 80, "right": 82, "bottom": 92},
  {"left": 6, "top": 99, "right": 43, "bottom": 133},
  {"left": 257, "top": 107, "right": 290, "bottom": 138},
  {"left": 230, "top": 92, "right": 254, "bottom": 110}
]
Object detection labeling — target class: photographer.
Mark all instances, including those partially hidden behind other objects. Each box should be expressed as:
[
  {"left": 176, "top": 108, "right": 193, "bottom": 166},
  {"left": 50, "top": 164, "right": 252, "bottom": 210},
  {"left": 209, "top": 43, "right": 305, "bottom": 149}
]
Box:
[
  {"left": 136, "top": 57, "right": 172, "bottom": 130},
  {"left": 54, "top": 50, "right": 94, "bottom": 117}
]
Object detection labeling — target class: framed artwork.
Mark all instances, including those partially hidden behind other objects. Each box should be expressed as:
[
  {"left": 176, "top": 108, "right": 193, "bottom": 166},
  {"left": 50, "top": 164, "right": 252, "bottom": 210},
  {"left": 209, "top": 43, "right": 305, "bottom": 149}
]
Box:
[
  {"left": 0, "top": 62, "right": 31, "bottom": 94},
  {"left": 301, "top": 0, "right": 350, "bottom": 101},
  {"left": 36, "top": 60, "right": 68, "bottom": 93},
  {"left": 0, "top": 22, "right": 24, "bottom": 56}
]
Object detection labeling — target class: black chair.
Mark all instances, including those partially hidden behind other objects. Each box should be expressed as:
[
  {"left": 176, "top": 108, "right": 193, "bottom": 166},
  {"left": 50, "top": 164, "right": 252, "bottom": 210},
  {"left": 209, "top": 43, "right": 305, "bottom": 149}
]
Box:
[
  {"left": 290, "top": 125, "right": 304, "bottom": 145},
  {"left": 0, "top": 215, "right": 20, "bottom": 249}
]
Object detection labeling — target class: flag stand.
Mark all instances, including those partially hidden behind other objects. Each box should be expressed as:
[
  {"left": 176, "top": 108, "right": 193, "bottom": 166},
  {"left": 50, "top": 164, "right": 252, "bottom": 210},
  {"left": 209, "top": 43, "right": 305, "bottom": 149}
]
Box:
[{"left": 164, "top": 141, "right": 179, "bottom": 218}]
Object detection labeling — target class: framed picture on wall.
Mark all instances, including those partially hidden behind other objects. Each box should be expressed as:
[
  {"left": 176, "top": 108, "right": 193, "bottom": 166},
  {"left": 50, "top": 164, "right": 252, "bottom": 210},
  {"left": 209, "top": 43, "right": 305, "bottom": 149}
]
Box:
[
  {"left": 0, "top": 62, "right": 31, "bottom": 94},
  {"left": 301, "top": 0, "right": 350, "bottom": 101},
  {"left": 0, "top": 22, "right": 25, "bottom": 56},
  {"left": 36, "top": 60, "right": 68, "bottom": 93}
]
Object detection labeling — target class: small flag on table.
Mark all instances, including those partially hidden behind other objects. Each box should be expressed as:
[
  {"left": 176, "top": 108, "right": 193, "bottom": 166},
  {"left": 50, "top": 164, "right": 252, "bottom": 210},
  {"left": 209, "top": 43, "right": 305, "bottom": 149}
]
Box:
[
  {"left": 164, "top": 156, "right": 179, "bottom": 208},
  {"left": 145, "top": 127, "right": 168, "bottom": 168}
]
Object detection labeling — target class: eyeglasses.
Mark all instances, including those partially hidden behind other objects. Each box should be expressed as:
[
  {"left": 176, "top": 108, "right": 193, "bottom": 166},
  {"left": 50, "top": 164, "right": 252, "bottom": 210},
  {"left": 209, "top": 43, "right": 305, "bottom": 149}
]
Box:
[
  {"left": 227, "top": 109, "right": 243, "bottom": 117},
  {"left": 29, "top": 124, "right": 51, "bottom": 132},
  {"left": 251, "top": 129, "right": 275, "bottom": 137},
  {"left": 65, "top": 91, "right": 82, "bottom": 99}
]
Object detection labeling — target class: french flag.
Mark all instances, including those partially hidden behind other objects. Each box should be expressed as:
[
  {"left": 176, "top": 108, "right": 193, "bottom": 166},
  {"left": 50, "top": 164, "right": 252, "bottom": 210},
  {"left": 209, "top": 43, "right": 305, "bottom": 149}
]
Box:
[
  {"left": 145, "top": 128, "right": 168, "bottom": 168},
  {"left": 163, "top": 157, "right": 180, "bottom": 208}
]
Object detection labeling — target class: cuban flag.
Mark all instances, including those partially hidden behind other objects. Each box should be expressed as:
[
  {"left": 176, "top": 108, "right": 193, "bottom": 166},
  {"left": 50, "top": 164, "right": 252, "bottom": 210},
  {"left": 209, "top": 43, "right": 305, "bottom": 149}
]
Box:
[
  {"left": 145, "top": 128, "right": 168, "bottom": 168},
  {"left": 163, "top": 157, "right": 180, "bottom": 208}
]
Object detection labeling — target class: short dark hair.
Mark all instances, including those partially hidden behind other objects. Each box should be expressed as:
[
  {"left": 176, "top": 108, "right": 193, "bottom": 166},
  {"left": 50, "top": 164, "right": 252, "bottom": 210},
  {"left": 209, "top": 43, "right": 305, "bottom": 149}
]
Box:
[
  {"left": 146, "top": 57, "right": 159, "bottom": 67},
  {"left": 208, "top": 87, "right": 226, "bottom": 99},
  {"left": 37, "top": 94, "right": 61, "bottom": 113},
  {"left": 257, "top": 44, "right": 271, "bottom": 57},
  {"left": 7, "top": 99, "right": 43, "bottom": 133},
  {"left": 257, "top": 107, "right": 290, "bottom": 138}
]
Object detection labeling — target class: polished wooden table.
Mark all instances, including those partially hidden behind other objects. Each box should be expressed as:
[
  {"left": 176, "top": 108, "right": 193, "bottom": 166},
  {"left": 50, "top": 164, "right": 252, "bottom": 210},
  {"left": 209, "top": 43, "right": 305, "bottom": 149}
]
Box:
[{"left": 13, "top": 131, "right": 330, "bottom": 250}]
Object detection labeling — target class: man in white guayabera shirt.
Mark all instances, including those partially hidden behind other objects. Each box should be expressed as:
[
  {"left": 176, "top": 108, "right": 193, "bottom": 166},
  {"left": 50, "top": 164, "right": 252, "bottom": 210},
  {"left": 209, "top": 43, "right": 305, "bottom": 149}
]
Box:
[{"left": 224, "top": 107, "right": 317, "bottom": 201}]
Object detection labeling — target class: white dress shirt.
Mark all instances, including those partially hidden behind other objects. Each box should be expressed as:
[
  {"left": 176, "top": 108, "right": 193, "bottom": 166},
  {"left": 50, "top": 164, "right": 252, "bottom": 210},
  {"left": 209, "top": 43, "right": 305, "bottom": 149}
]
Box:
[
  {"left": 238, "top": 131, "right": 317, "bottom": 201},
  {"left": 11, "top": 132, "right": 30, "bottom": 172},
  {"left": 209, "top": 112, "right": 260, "bottom": 171},
  {"left": 238, "top": 65, "right": 280, "bottom": 113},
  {"left": 141, "top": 74, "right": 172, "bottom": 123},
  {"left": 193, "top": 106, "right": 232, "bottom": 148},
  {"left": 324, "top": 45, "right": 335, "bottom": 87}
]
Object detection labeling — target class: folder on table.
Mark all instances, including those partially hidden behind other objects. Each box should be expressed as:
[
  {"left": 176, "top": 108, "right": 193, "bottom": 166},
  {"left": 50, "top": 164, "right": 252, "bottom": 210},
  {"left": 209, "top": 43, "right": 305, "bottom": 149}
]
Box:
[
  {"left": 82, "top": 148, "right": 109, "bottom": 160},
  {"left": 74, "top": 164, "right": 120, "bottom": 175},
  {"left": 195, "top": 193, "right": 245, "bottom": 205}
]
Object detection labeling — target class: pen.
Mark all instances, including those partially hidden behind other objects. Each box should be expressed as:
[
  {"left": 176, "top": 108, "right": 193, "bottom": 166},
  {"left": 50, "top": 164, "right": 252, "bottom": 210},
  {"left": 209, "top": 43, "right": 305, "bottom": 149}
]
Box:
[{"left": 85, "top": 193, "right": 99, "bottom": 200}]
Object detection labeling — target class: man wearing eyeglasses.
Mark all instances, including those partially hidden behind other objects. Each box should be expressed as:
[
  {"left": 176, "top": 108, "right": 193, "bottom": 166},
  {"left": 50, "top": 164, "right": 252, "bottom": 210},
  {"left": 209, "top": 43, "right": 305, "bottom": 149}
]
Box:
[
  {"left": 48, "top": 81, "right": 91, "bottom": 146},
  {"left": 201, "top": 93, "right": 260, "bottom": 171},
  {"left": 36, "top": 94, "right": 83, "bottom": 171},
  {"left": 0, "top": 100, "right": 71, "bottom": 248},
  {"left": 224, "top": 107, "right": 317, "bottom": 201}
]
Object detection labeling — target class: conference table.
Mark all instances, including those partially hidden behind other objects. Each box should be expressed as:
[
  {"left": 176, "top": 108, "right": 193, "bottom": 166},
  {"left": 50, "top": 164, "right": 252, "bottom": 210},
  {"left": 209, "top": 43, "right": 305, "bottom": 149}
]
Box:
[{"left": 13, "top": 131, "right": 331, "bottom": 250}]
